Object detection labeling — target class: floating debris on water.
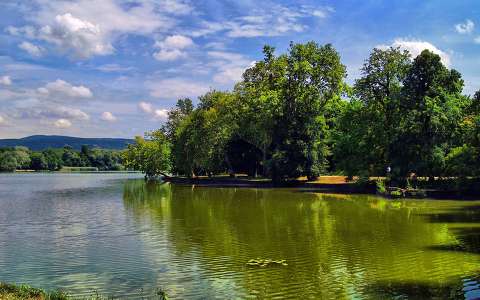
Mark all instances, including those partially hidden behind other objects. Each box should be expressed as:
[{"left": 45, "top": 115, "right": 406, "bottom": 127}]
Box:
[{"left": 246, "top": 258, "right": 288, "bottom": 267}]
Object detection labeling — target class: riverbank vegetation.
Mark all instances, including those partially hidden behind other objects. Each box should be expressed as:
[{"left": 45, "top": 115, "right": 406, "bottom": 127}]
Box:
[
  {"left": 0, "top": 145, "right": 124, "bottom": 172},
  {"left": 0, "top": 282, "right": 168, "bottom": 300},
  {"left": 124, "top": 41, "right": 480, "bottom": 190},
  {"left": 0, "top": 282, "right": 69, "bottom": 300}
]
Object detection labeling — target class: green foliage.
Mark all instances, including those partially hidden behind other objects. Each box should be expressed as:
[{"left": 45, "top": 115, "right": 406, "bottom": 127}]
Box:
[
  {"left": 0, "top": 151, "right": 18, "bottom": 172},
  {"left": 172, "top": 91, "right": 239, "bottom": 176},
  {"left": 392, "top": 50, "right": 466, "bottom": 177},
  {"left": 0, "top": 282, "right": 69, "bottom": 300},
  {"left": 445, "top": 145, "right": 479, "bottom": 176},
  {"left": 338, "top": 47, "right": 411, "bottom": 176},
  {"left": 390, "top": 190, "right": 403, "bottom": 197},
  {"left": 0, "top": 147, "right": 31, "bottom": 172},
  {"left": 0, "top": 145, "right": 124, "bottom": 172},
  {"left": 123, "top": 130, "right": 172, "bottom": 179},
  {"left": 332, "top": 99, "right": 370, "bottom": 177},
  {"left": 376, "top": 180, "right": 387, "bottom": 194},
  {"left": 270, "top": 42, "right": 346, "bottom": 181},
  {"left": 127, "top": 42, "right": 480, "bottom": 183},
  {"left": 30, "top": 152, "right": 47, "bottom": 170}
]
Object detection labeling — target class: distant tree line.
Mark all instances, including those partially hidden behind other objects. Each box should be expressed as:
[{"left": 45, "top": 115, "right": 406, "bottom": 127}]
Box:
[
  {"left": 123, "top": 41, "right": 480, "bottom": 183},
  {"left": 0, "top": 145, "right": 124, "bottom": 172}
]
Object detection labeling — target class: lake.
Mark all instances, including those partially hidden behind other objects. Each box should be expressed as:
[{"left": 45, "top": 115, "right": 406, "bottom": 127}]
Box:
[{"left": 1, "top": 173, "right": 480, "bottom": 299}]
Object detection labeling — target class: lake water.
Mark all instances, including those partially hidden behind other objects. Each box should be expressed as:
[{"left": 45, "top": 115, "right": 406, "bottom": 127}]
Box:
[{"left": 1, "top": 173, "right": 480, "bottom": 299}]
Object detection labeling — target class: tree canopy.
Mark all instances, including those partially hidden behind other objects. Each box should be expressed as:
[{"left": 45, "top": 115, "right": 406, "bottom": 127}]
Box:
[{"left": 122, "top": 41, "right": 480, "bottom": 183}]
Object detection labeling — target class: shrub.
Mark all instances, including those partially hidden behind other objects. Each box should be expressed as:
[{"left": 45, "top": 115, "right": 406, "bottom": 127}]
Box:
[{"left": 376, "top": 179, "right": 386, "bottom": 194}]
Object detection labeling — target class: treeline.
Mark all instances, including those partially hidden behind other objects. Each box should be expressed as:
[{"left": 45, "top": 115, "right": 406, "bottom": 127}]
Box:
[
  {"left": 0, "top": 145, "right": 124, "bottom": 172},
  {"left": 124, "top": 41, "right": 480, "bottom": 182}
]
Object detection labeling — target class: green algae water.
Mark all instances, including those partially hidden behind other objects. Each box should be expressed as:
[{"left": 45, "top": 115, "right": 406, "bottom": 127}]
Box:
[{"left": 1, "top": 174, "right": 480, "bottom": 299}]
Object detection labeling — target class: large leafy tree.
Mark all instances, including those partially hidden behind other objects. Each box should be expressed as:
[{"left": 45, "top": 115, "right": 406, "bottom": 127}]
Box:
[
  {"left": 355, "top": 47, "right": 411, "bottom": 173},
  {"left": 0, "top": 151, "right": 17, "bottom": 172},
  {"left": 236, "top": 46, "right": 287, "bottom": 176},
  {"left": 172, "top": 91, "right": 238, "bottom": 176},
  {"left": 445, "top": 89, "right": 480, "bottom": 176},
  {"left": 333, "top": 47, "right": 412, "bottom": 177},
  {"left": 393, "top": 50, "right": 467, "bottom": 177},
  {"left": 42, "top": 149, "right": 63, "bottom": 171},
  {"left": 270, "top": 42, "right": 346, "bottom": 181}
]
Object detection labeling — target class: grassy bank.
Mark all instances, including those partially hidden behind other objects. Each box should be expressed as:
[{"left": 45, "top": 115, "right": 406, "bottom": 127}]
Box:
[
  {"left": 0, "top": 283, "right": 168, "bottom": 300},
  {"left": 0, "top": 282, "right": 69, "bottom": 300}
]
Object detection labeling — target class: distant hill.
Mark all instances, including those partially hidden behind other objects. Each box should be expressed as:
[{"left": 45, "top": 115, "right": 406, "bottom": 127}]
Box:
[{"left": 0, "top": 135, "right": 134, "bottom": 151}]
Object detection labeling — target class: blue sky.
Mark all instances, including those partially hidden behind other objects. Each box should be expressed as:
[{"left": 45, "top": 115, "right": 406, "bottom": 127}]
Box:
[{"left": 0, "top": 0, "right": 479, "bottom": 138}]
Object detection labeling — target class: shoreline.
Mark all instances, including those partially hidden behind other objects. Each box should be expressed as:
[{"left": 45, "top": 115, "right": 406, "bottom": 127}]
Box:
[{"left": 164, "top": 176, "right": 480, "bottom": 200}]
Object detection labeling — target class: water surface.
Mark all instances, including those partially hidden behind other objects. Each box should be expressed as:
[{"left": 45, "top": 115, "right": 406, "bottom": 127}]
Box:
[{"left": 1, "top": 173, "right": 480, "bottom": 299}]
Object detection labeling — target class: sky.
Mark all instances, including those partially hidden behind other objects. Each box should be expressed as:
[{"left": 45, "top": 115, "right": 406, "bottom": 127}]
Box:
[{"left": 0, "top": 0, "right": 479, "bottom": 138}]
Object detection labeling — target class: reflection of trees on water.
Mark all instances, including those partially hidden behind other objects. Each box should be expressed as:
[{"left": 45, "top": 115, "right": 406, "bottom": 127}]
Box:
[{"left": 122, "top": 180, "right": 480, "bottom": 299}]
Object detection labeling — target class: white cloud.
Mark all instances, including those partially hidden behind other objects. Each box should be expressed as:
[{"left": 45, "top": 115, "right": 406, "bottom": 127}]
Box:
[
  {"left": 138, "top": 101, "right": 154, "bottom": 113},
  {"left": 455, "top": 19, "right": 474, "bottom": 34},
  {"left": 154, "top": 109, "right": 169, "bottom": 120},
  {"left": 52, "top": 106, "right": 90, "bottom": 120},
  {"left": 101, "top": 111, "right": 116, "bottom": 121},
  {"left": 378, "top": 38, "right": 451, "bottom": 67},
  {"left": 54, "top": 118, "right": 72, "bottom": 128},
  {"left": 156, "top": 35, "right": 193, "bottom": 49},
  {"left": 157, "top": 0, "right": 192, "bottom": 15},
  {"left": 312, "top": 10, "right": 328, "bottom": 18},
  {"left": 19, "top": 41, "right": 43, "bottom": 57},
  {"left": 38, "top": 13, "right": 113, "bottom": 59},
  {"left": 0, "top": 115, "right": 6, "bottom": 126},
  {"left": 38, "top": 79, "right": 93, "bottom": 98},
  {"left": 147, "top": 78, "right": 209, "bottom": 99},
  {"left": 153, "top": 35, "right": 194, "bottom": 61},
  {"left": 138, "top": 101, "right": 169, "bottom": 120},
  {"left": 0, "top": 76, "right": 12, "bottom": 86},
  {"left": 475, "top": 36, "right": 480, "bottom": 44},
  {"left": 153, "top": 49, "right": 186, "bottom": 61},
  {"left": 96, "top": 64, "right": 134, "bottom": 72},
  {"left": 5, "top": 25, "right": 36, "bottom": 39},
  {"left": 189, "top": 21, "right": 226, "bottom": 37},
  {"left": 8, "top": 0, "right": 190, "bottom": 59},
  {"left": 192, "top": 5, "right": 332, "bottom": 38},
  {"left": 208, "top": 51, "right": 254, "bottom": 84},
  {"left": 20, "top": 105, "right": 90, "bottom": 121}
]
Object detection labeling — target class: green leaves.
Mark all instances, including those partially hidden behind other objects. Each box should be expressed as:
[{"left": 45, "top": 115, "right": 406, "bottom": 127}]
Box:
[
  {"left": 129, "top": 42, "right": 480, "bottom": 181},
  {"left": 123, "top": 130, "right": 171, "bottom": 178}
]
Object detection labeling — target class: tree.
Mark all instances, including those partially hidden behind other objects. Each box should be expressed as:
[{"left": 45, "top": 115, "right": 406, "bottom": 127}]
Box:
[
  {"left": 13, "top": 146, "right": 31, "bottom": 169},
  {"left": 123, "top": 130, "right": 171, "bottom": 179},
  {"left": 42, "top": 149, "right": 63, "bottom": 171},
  {"left": 236, "top": 45, "right": 287, "bottom": 176},
  {"left": 445, "top": 89, "right": 480, "bottom": 176},
  {"left": 393, "top": 50, "right": 467, "bottom": 178},
  {"left": 62, "top": 146, "right": 83, "bottom": 167},
  {"left": 163, "top": 98, "right": 194, "bottom": 174},
  {"left": 163, "top": 98, "right": 193, "bottom": 141},
  {"left": 30, "top": 152, "right": 47, "bottom": 170},
  {"left": 172, "top": 91, "right": 238, "bottom": 177},
  {"left": 0, "top": 151, "right": 17, "bottom": 172},
  {"left": 332, "top": 99, "right": 371, "bottom": 178},
  {"left": 270, "top": 42, "right": 346, "bottom": 181},
  {"left": 353, "top": 47, "right": 411, "bottom": 174}
]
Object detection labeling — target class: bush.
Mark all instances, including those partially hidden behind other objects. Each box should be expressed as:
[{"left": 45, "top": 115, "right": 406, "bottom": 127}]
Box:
[
  {"left": 0, "top": 282, "right": 68, "bottom": 300},
  {"left": 390, "top": 190, "right": 403, "bottom": 197},
  {"left": 376, "top": 179, "right": 386, "bottom": 194}
]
